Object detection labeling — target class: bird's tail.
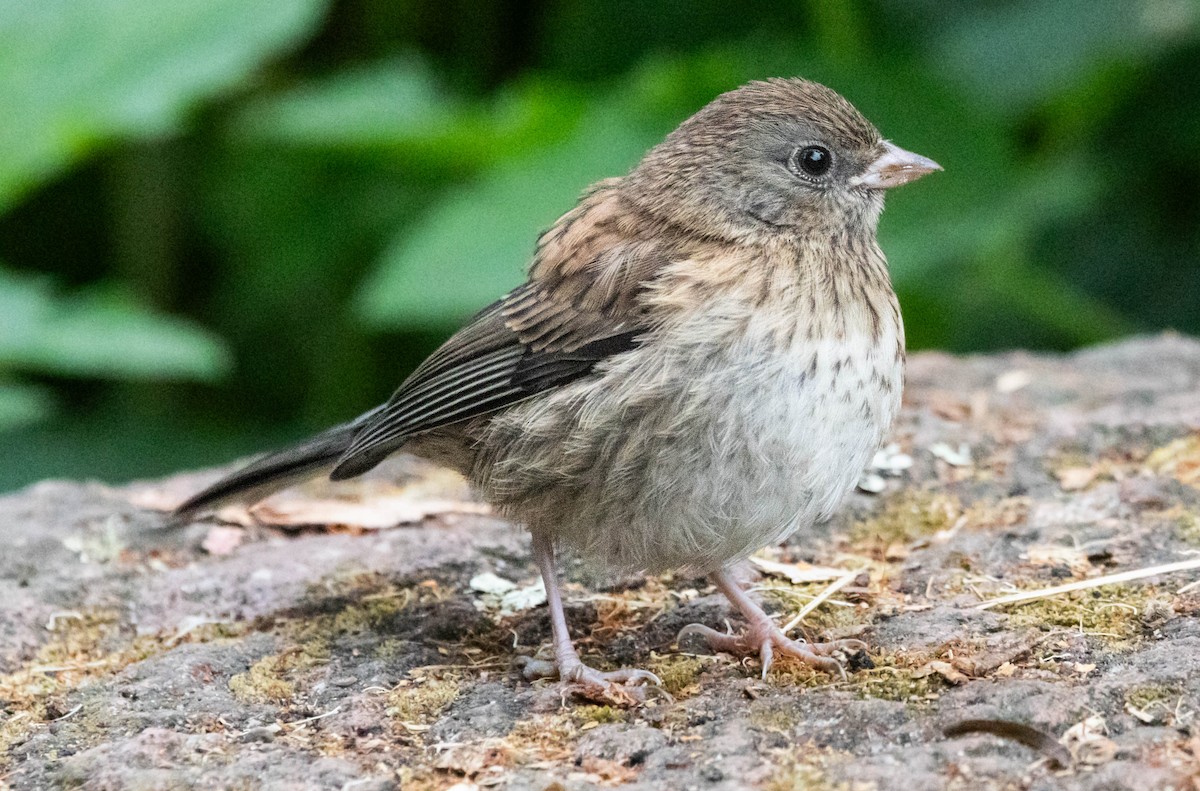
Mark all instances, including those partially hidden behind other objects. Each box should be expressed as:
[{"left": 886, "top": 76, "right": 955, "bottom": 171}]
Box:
[{"left": 171, "top": 409, "right": 378, "bottom": 523}]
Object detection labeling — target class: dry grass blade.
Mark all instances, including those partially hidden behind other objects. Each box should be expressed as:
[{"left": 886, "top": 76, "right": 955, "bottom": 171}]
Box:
[
  {"left": 781, "top": 567, "right": 863, "bottom": 634},
  {"left": 974, "top": 558, "right": 1200, "bottom": 610},
  {"left": 1177, "top": 578, "right": 1200, "bottom": 595}
]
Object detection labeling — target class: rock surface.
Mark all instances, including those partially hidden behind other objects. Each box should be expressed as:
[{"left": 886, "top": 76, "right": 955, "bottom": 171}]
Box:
[{"left": 3, "top": 334, "right": 1200, "bottom": 790}]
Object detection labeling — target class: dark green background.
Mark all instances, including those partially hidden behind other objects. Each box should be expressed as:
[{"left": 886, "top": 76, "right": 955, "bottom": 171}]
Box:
[{"left": 1, "top": 0, "right": 1197, "bottom": 492}]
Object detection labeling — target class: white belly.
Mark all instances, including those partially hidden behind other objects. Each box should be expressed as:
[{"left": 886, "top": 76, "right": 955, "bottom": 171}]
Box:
[{"left": 476, "top": 306, "right": 904, "bottom": 573}]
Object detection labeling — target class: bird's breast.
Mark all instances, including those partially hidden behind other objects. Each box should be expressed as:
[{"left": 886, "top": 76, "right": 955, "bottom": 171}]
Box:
[
  {"left": 666, "top": 299, "right": 905, "bottom": 523},
  {"left": 472, "top": 289, "right": 904, "bottom": 573}
]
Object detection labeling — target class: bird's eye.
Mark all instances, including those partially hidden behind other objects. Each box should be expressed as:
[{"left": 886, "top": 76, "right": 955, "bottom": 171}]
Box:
[{"left": 793, "top": 145, "right": 832, "bottom": 178}]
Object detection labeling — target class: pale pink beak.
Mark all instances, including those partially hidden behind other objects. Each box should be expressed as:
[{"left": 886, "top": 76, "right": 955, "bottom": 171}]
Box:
[{"left": 850, "top": 141, "right": 942, "bottom": 190}]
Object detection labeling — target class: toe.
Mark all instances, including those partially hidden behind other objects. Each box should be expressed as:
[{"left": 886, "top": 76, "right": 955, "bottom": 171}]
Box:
[
  {"left": 602, "top": 668, "right": 662, "bottom": 686},
  {"left": 773, "top": 640, "right": 847, "bottom": 679},
  {"left": 515, "top": 656, "right": 560, "bottom": 681},
  {"left": 677, "top": 623, "right": 724, "bottom": 642},
  {"left": 677, "top": 623, "right": 747, "bottom": 654},
  {"left": 680, "top": 621, "right": 865, "bottom": 681},
  {"left": 808, "top": 638, "right": 868, "bottom": 656}
]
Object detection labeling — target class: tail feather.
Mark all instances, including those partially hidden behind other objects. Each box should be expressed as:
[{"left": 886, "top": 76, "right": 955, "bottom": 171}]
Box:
[{"left": 171, "top": 411, "right": 377, "bottom": 523}]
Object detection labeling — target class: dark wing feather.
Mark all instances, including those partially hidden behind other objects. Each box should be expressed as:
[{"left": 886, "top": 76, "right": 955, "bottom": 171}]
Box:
[
  {"left": 328, "top": 285, "right": 642, "bottom": 480},
  {"left": 330, "top": 184, "right": 678, "bottom": 480}
]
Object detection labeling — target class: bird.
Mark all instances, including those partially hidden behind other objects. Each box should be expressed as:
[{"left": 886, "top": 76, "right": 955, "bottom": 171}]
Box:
[{"left": 173, "top": 77, "right": 940, "bottom": 696}]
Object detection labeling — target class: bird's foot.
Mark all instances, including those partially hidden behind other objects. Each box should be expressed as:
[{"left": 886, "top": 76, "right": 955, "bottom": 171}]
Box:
[
  {"left": 517, "top": 655, "right": 662, "bottom": 705},
  {"left": 678, "top": 622, "right": 866, "bottom": 680}
]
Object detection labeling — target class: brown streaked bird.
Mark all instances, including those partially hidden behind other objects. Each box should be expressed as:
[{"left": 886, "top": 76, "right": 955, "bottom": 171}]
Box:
[{"left": 174, "top": 78, "right": 940, "bottom": 695}]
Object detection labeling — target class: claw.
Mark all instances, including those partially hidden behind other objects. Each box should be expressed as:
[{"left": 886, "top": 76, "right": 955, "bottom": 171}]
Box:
[
  {"left": 677, "top": 623, "right": 736, "bottom": 647},
  {"left": 675, "top": 613, "right": 864, "bottom": 682},
  {"left": 678, "top": 621, "right": 864, "bottom": 681},
  {"left": 760, "top": 639, "right": 774, "bottom": 679},
  {"left": 684, "top": 568, "right": 871, "bottom": 681},
  {"left": 567, "top": 666, "right": 661, "bottom": 686},
  {"left": 516, "top": 655, "right": 661, "bottom": 705},
  {"left": 524, "top": 533, "right": 663, "bottom": 706}
]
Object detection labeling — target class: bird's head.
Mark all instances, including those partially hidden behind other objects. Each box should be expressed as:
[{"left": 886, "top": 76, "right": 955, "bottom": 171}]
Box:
[{"left": 625, "top": 78, "right": 941, "bottom": 242}]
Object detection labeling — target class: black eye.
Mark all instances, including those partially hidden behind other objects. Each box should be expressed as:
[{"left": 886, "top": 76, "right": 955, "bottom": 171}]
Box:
[{"left": 794, "top": 145, "right": 832, "bottom": 177}]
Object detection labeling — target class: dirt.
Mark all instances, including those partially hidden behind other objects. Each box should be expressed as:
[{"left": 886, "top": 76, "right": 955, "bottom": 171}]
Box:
[{"left": 2, "top": 333, "right": 1200, "bottom": 790}]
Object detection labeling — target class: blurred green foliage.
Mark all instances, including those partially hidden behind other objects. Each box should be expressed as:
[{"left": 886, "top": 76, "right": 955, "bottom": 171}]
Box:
[{"left": 0, "top": 0, "right": 1197, "bottom": 491}]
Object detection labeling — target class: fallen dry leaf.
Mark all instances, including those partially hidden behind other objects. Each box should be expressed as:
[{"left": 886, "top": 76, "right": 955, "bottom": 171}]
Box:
[
  {"left": 125, "top": 460, "right": 485, "bottom": 531},
  {"left": 916, "top": 660, "right": 969, "bottom": 685},
  {"left": 1146, "top": 434, "right": 1200, "bottom": 489},
  {"left": 749, "top": 557, "right": 848, "bottom": 584},
  {"left": 223, "top": 495, "right": 490, "bottom": 529},
  {"left": 928, "top": 392, "right": 972, "bottom": 422},
  {"left": 469, "top": 572, "right": 546, "bottom": 616},
  {"left": 993, "top": 661, "right": 1017, "bottom": 678},
  {"left": 1062, "top": 714, "right": 1117, "bottom": 766},
  {"left": 1023, "top": 544, "right": 1093, "bottom": 575}
]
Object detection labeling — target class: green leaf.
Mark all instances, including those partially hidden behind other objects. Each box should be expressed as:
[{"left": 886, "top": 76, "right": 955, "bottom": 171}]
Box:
[
  {"left": 884, "top": 157, "right": 1107, "bottom": 285},
  {"left": 0, "top": 0, "right": 330, "bottom": 212},
  {"left": 931, "top": 0, "right": 1195, "bottom": 112},
  {"left": 0, "top": 268, "right": 231, "bottom": 381},
  {"left": 230, "top": 59, "right": 588, "bottom": 172},
  {"left": 231, "top": 57, "right": 461, "bottom": 148},
  {"left": 976, "top": 252, "right": 1135, "bottom": 345},
  {"left": 353, "top": 51, "right": 771, "bottom": 329},
  {"left": 354, "top": 101, "right": 659, "bottom": 328},
  {"left": 0, "top": 382, "right": 53, "bottom": 431}
]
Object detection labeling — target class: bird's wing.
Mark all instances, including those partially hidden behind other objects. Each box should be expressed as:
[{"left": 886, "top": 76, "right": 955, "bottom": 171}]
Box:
[{"left": 330, "top": 184, "right": 677, "bottom": 480}]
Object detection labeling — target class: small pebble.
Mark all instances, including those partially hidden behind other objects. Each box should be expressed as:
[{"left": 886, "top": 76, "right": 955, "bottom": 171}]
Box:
[{"left": 857, "top": 472, "right": 886, "bottom": 494}]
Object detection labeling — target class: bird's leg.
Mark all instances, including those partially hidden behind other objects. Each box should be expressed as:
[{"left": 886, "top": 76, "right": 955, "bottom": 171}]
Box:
[
  {"left": 679, "top": 568, "right": 867, "bottom": 680},
  {"left": 517, "top": 532, "right": 660, "bottom": 698}
]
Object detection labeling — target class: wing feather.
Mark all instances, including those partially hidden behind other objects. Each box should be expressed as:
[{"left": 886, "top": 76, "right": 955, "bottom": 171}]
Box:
[{"left": 330, "top": 185, "right": 685, "bottom": 480}]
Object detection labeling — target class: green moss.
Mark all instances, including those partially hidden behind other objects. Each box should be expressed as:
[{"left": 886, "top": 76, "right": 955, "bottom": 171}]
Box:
[
  {"left": 1003, "top": 585, "right": 1159, "bottom": 644},
  {"left": 760, "top": 586, "right": 870, "bottom": 634},
  {"left": 573, "top": 704, "right": 627, "bottom": 725},
  {"left": 386, "top": 674, "right": 461, "bottom": 724},
  {"left": 1146, "top": 434, "right": 1200, "bottom": 489},
  {"left": 227, "top": 639, "right": 330, "bottom": 705},
  {"left": 764, "top": 751, "right": 858, "bottom": 791},
  {"left": 229, "top": 666, "right": 295, "bottom": 704},
  {"left": 748, "top": 702, "right": 801, "bottom": 734},
  {"left": 1125, "top": 684, "right": 1180, "bottom": 712},
  {"left": 646, "top": 654, "right": 706, "bottom": 695},
  {"left": 850, "top": 490, "right": 961, "bottom": 551},
  {"left": 854, "top": 668, "right": 943, "bottom": 702},
  {"left": 0, "top": 609, "right": 175, "bottom": 763},
  {"left": 1173, "top": 510, "right": 1200, "bottom": 545},
  {"left": 328, "top": 595, "right": 407, "bottom": 635},
  {"left": 765, "top": 764, "right": 832, "bottom": 791},
  {"left": 768, "top": 661, "right": 831, "bottom": 689},
  {"left": 373, "top": 638, "right": 407, "bottom": 659}
]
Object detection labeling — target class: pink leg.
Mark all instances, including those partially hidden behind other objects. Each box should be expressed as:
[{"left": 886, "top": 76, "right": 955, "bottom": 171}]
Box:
[
  {"left": 679, "top": 569, "right": 866, "bottom": 680},
  {"left": 517, "top": 532, "right": 660, "bottom": 698}
]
